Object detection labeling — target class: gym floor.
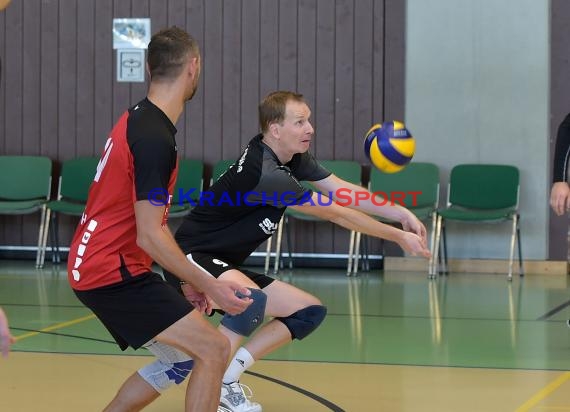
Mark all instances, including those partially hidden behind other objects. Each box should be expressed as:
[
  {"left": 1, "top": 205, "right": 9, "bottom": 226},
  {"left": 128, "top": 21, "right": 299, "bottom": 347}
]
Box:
[{"left": 1, "top": 260, "right": 570, "bottom": 411}]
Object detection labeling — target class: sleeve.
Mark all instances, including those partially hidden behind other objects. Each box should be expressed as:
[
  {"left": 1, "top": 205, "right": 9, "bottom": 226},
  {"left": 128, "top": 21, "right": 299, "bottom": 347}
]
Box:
[
  {"left": 291, "top": 151, "right": 332, "bottom": 182},
  {"left": 553, "top": 113, "right": 570, "bottom": 183},
  {"left": 130, "top": 135, "right": 175, "bottom": 202}
]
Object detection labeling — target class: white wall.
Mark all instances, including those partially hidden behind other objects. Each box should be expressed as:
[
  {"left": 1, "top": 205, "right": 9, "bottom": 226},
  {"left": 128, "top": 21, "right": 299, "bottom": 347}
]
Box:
[{"left": 406, "top": 0, "right": 549, "bottom": 259}]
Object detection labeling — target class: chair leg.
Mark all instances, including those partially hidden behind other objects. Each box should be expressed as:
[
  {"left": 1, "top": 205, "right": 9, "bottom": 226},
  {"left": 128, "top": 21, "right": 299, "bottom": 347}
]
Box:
[
  {"left": 53, "top": 213, "right": 61, "bottom": 264},
  {"left": 48, "top": 212, "right": 57, "bottom": 263},
  {"left": 442, "top": 220, "right": 449, "bottom": 274},
  {"left": 35, "top": 205, "right": 48, "bottom": 269},
  {"left": 273, "top": 215, "right": 285, "bottom": 275},
  {"left": 363, "top": 235, "right": 370, "bottom": 272},
  {"left": 431, "top": 215, "right": 443, "bottom": 279},
  {"left": 347, "top": 230, "right": 356, "bottom": 276},
  {"left": 285, "top": 215, "right": 293, "bottom": 269},
  {"left": 353, "top": 231, "right": 362, "bottom": 276},
  {"left": 428, "top": 212, "right": 437, "bottom": 276},
  {"left": 516, "top": 214, "right": 524, "bottom": 276},
  {"left": 264, "top": 236, "right": 272, "bottom": 275},
  {"left": 507, "top": 214, "right": 518, "bottom": 281}
]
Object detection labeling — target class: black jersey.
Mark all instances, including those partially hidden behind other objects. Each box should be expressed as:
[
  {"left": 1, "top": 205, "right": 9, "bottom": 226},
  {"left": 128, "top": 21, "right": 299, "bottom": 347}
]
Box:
[{"left": 175, "top": 134, "right": 330, "bottom": 264}]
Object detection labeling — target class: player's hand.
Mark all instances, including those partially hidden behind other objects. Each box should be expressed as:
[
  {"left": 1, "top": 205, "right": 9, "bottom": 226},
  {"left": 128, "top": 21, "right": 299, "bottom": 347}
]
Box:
[
  {"left": 0, "top": 308, "right": 15, "bottom": 358},
  {"left": 550, "top": 182, "right": 570, "bottom": 216},
  {"left": 181, "top": 283, "right": 214, "bottom": 315},
  {"left": 205, "top": 280, "right": 252, "bottom": 316},
  {"left": 400, "top": 211, "right": 428, "bottom": 244},
  {"left": 398, "top": 231, "right": 431, "bottom": 258}
]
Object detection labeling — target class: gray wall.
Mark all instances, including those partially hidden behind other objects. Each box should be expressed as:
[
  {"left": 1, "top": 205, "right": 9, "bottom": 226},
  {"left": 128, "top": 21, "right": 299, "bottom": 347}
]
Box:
[{"left": 406, "top": 0, "right": 549, "bottom": 259}]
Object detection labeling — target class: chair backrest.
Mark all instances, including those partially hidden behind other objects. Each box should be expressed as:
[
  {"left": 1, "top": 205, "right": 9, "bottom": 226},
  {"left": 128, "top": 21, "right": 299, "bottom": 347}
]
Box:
[
  {"left": 172, "top": 159, "right": 204, "bottom": 205},
  {"left": 318, "top": 160, "right": 362, "bottom": 185},
  {"left": 448, "top": 164, "right": 519, "bottom": 209},
  {"left": 0, "top": 156, "right": 52, "bottom": 200},
  {"left": 211, "top": 159, "right": 236, "bottom": 185},
  {"left": 369, "top": 162, "right": 439, "bottom": 209},
  {"left": 59, "top": 156, "right": 100, "bottom": 202}
]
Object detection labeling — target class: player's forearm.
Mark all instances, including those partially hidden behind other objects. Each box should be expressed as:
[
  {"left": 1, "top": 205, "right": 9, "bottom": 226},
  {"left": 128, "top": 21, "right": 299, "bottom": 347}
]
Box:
[
  {"left": 329, "top": 208, "right": 404, "bottom": 243},
  {"left": 136, "top": 227, "right": 212, "bottom": 291}
]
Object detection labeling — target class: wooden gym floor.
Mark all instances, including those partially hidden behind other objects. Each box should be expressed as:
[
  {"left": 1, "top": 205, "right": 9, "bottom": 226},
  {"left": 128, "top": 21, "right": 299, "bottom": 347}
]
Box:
[{"left": 1, "top": 260, "right": 570, "bottom": 411}]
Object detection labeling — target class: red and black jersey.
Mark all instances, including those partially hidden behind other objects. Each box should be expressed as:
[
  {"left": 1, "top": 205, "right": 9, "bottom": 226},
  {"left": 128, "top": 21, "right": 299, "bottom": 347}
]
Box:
[{"left": 67, "top": 98, "right": 179, "bottom": 290}]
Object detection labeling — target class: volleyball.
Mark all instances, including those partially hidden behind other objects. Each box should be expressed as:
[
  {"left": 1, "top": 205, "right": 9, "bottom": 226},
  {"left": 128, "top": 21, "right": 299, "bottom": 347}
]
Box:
[{"left": 364, "top": 121, "right": 415, "bottom": 173}]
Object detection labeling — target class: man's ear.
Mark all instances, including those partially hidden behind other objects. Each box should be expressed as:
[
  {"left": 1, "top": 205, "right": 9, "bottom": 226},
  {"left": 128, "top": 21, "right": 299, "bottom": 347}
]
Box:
[
  {"left": 269, "top": 123, "right": 280, "bottom": 139},
  {"left": 188, "top": 56, "right": 199, "bottom": 77},
  {"left": 146, "top": 62, "right": 151, "bottom": 78}
]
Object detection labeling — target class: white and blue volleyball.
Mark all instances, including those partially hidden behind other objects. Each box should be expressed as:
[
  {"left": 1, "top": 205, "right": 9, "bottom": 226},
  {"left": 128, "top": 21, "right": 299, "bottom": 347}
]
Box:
[{"left": 364, "top": 121, "right": 415, "bottom": 173}]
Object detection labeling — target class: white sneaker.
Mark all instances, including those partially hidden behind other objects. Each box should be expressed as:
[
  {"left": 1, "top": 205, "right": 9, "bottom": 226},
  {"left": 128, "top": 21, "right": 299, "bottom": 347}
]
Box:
[{"left": 220, "top": 381, "right": 262, "bottom": 412}]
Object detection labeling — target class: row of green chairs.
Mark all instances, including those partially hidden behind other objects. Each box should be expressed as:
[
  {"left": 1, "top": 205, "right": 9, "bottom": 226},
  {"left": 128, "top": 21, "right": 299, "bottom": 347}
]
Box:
[
  {"left": 0, "top": 156, "right": 209, "bottom": 268},
  {"left": 1, "top": 156, "right": 523, "bottom": 280}
]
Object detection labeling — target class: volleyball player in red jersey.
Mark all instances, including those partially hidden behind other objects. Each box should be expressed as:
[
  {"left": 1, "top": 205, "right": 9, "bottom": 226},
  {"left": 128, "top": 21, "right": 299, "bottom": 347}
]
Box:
[{"left": 67, "top": 27, "right": 251, "bottom": 412}]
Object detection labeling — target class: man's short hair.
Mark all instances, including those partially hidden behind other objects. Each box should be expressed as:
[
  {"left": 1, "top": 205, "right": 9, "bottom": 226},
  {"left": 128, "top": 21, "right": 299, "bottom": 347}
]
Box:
[
  {"left": 148, "top": 26, "right": 200, "bottom": 81},
  {"left": 259, "top": 91, "right": 306, "bottom": 134}
]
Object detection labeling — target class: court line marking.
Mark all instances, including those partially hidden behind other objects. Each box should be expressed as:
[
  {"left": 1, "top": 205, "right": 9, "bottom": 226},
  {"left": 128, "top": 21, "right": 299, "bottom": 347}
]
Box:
[
  {"left": 536, "top": 299, "right": 570, "bottom": 321},
  {"left": 514, "top": 372, "right": 570, "bottom": 412},
  {"left": 14, "top": 314, "right": 96, "bottom": 342}
]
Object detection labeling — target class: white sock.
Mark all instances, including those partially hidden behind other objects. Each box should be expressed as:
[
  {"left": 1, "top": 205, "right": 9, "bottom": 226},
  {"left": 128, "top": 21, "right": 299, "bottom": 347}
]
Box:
[{"left": 223, "top": 347, "right": 255, "bottom": 384}]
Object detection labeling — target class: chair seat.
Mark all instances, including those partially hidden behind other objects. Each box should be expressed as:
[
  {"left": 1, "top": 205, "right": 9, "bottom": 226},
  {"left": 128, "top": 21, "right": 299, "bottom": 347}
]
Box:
[
  {"left": 438, "top": 206, "right": 516, "bottom": 221},
  {"left": 0, "top": 199, "right": 45, "bottom": 214},
  {"left": 47, "top": 200, "right": 86, "bottom": 215}
]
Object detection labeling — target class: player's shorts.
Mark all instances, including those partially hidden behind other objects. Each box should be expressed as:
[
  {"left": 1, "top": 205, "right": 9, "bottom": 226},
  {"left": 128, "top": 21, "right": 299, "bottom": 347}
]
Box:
[
  {"left": 186, "top": 252, "right": 275, "bottom": 289},
  {"left": 74, "top": 272, "right": 194, "bottom": 351}
]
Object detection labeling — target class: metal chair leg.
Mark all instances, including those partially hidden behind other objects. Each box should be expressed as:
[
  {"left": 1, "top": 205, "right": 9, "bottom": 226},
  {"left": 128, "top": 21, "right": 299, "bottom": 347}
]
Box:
[
  {"left": 35, "top": 204, "right": 48, "bottom": 268},
  {"left": 430, "top": 215, "right": 443, "bottom": 279},
  {"left": 285, "top": 215, "right": 293, "bottom": 269},
  {"left": 507, "top": 214, "right": 518, "bottom": 281},
  {"left": 353, "top": 231, "right": 362, "bottom": 276},
  {"left": 347, "top": 230, "right": 356, "bottom": 276},
  {"left": 428, "top": 212, "right": 437, "bottom": 277},
  {"left": 264, "top": 236, "right": 272, "bottom": 275},
  {"left": 516, "top": 215, "right": 524, "bottom": 276},
  {"left": 273, "top": 215, "right": 285, "bottom": 275}
]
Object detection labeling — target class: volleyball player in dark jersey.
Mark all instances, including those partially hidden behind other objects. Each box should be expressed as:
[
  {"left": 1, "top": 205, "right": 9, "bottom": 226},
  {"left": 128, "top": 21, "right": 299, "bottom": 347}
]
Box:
[
  {"left": 67, "top": 27, "right": 249, "bottom": 412},
  {"left": 165, "top": 91, "right": 431, "bottom": 411}
]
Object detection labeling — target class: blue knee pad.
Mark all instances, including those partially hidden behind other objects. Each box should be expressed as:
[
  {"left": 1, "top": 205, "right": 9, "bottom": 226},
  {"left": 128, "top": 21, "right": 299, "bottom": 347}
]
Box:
[
  {"left": 221, "top": 288, "right": 267, "bottom": 336},
  {"left": 277, "top": 305, "right": 327, "bottom": 340}
]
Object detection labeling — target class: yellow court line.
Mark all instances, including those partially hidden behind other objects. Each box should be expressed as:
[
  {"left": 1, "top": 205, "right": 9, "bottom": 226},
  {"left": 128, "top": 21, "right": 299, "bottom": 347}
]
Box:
[
  {"left": 515, "top": 372, "right": 570, "bottom": 412},
  {"left": 14, "top": 314, "right": 96, "bottom": 342}
]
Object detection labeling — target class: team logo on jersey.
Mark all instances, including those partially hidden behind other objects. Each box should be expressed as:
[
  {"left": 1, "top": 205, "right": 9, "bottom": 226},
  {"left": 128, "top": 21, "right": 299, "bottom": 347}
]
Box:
[
  {"left": 237, "top": 146, "right": 249, "bottom": 173},
  {"left": 258, "top": 217, "right": 278, "bottom": 235}
]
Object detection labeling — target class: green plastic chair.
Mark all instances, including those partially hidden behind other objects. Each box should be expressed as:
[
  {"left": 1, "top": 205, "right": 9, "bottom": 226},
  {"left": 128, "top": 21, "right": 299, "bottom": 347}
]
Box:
[
  {"left": 434, "top": 164, "right": 523, "bottom": 280},
  {"left": 269, "top": 160, "right": 363, "bottom": 276},
  {"left": 368, "top": 162, "right": 440, "bottom": 277},
  {"left": 0, "top": 156, "right": 52, "bottom": 268},
  {"left": 43, "top": 156, "right": 99, "bottom": 265},
  {"left": 169, "top": 159, "right": 204, "bottom": 218}
]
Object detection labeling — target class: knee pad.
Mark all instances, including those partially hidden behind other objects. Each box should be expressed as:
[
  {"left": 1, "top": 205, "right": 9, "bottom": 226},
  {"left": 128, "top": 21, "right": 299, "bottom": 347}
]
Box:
[
  {"left": 221, "top": 288, "right": 267, "bottom": 337},
  {"left": 138, "top": 341, "right": 194, "bottom": 392},
  {"left": 276, "top": 305, "right": 327, "bottom": 340}
]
